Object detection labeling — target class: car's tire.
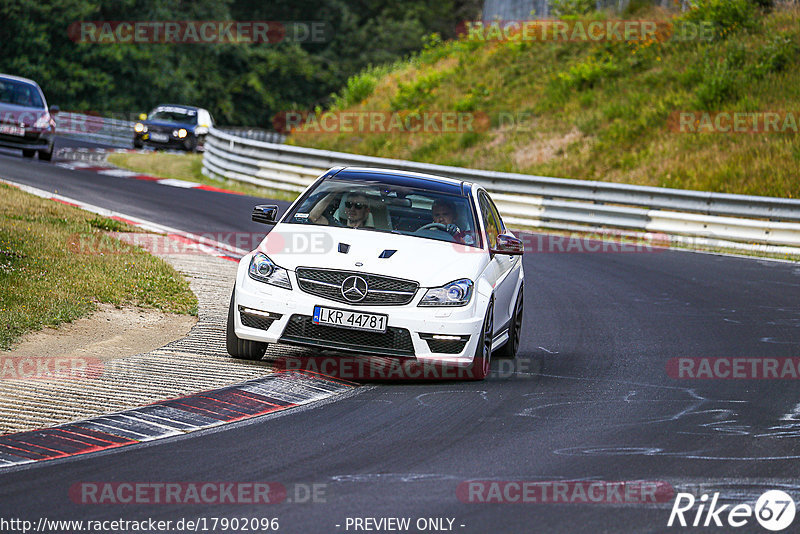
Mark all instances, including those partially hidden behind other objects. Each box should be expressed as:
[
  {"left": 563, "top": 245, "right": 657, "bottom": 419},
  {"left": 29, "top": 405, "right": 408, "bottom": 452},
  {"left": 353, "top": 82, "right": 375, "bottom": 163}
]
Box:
[
  {"left": 226, "top": 288, "right": 268, "bottom": 360},
  {"left": 38, "top": 145, "right": 53, "bottom": 161},
  {"left": 497, "top": 285, "right": 523, "bottom": 359},
  {"left": 133, "top": 138, "right": 143, "bottom": 149},
  {"left": 469, "top": 299, "right": 494, "bottom": 380},
  {"left": 183, "top": 136, "right": 197, "bottom": 152},
  {"left": 22, "top": 149, "right": 35, "bottom": 158}
]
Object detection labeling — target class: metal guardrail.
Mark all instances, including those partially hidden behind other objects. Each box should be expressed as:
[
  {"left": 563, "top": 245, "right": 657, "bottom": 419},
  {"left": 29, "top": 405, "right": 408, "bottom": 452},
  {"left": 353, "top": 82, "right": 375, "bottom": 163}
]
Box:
[
  {"left": 55, "top": 112, "right": 134, "bottom": 148},
  {"left": 219, "top": 127, "right": 286, "bottom": 144},
  {"left": 202, "top": 127, "right": 800, "bottom": 249}
]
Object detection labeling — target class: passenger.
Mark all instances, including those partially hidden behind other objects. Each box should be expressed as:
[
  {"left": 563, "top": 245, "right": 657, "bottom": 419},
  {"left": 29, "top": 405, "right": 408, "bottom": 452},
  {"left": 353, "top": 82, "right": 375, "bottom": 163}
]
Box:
[{"left": 309, "top": 191, "right": 373, "bottom": 228}]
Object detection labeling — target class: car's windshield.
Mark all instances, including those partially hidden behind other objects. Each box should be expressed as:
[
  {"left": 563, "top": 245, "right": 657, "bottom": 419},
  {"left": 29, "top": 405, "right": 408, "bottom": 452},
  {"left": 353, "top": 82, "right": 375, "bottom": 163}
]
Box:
[
  {"left": 0, "top": 79, "right": 44, "bottom": 108},
  {"left": 286, "top": 177, "right": 481, "bottom": 248},
  {"left": 148, "top": 106, "right": 197, "bottom": 125}
]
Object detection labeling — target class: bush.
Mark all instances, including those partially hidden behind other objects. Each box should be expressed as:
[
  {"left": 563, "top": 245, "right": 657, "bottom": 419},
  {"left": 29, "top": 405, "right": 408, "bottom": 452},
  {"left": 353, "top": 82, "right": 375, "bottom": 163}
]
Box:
[
  {"left": 683, "top": 0, "right": 757, "bottom": 40},
  {"left": 622, "top": 0, "right": 656, "bottom": 16},
  {"left": 749, "top": 0, "right": 774, "bottom": 11},
  {"left": 453, "top": 94, "right": 477, "bottom": 112},
  {"left": 551, "top": 0, "right": 595, "bottom": 17},
  {"left": 331, "top": 66, "right": 386, "bottom": 110},
  {"left": 417, "top": 33, "right": 450, "bottom": 65},
  {"left": 557, "top": 56, "right": 622, "bottom": 90},
  {"left": 390, "top": 71, "right": 444, "bottom": 110},
  {"left": 749, "top": 33, "right": 798, "bottom": 78},
  {"left": 695, "top": 57, "right": 738, "bottom": 109}
]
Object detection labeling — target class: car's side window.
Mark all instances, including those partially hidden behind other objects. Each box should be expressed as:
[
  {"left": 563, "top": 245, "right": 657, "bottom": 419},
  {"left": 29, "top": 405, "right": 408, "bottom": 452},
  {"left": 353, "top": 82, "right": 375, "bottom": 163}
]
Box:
[
  {"left": 478, "top": 192, "right": 499, "bottom": 249},
  {"left": 485, "top": 194, "right": 506, "bottom": 234}
]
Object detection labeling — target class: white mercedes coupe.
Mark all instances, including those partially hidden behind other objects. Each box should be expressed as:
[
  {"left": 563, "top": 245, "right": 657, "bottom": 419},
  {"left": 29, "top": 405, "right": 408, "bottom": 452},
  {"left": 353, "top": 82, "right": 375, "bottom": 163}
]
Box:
[{"left": 227, "top": 167, "right": 524, "bottom": 380}]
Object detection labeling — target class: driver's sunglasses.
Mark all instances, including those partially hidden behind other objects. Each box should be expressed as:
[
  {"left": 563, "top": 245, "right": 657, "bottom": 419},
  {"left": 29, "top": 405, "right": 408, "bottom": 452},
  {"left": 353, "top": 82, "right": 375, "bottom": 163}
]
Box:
[{"left": 345, "top": 201, "right": 365, "bottom": 209}]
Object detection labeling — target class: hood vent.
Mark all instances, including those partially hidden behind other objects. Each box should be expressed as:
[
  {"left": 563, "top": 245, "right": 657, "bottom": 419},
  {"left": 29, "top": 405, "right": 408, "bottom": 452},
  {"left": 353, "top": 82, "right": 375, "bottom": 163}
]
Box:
[
  {"left": 378, "top": 249, "right": 396, "bottom": 259},
  {"left": 338, "top": 243, "right": 350, "bottom": 254}
]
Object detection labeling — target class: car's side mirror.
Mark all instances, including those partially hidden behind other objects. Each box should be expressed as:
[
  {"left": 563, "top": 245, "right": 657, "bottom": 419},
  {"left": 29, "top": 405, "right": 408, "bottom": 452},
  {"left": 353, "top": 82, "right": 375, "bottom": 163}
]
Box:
[
  {"left": 139, "top": 113, "right": 147, "bottom": 120},
  {"left": 491, "top": 234, "right": 524, "bottom": 255},
  {"left": 49, "top": 105, "right": 60, "bottom": 114},
  {"left": 252, "top": 205, "right": 279, "bottom": 225}
]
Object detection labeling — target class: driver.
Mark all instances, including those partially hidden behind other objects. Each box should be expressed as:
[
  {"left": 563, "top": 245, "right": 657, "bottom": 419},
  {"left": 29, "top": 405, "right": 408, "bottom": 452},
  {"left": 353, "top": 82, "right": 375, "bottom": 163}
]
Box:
[{"left": 431, "top": 199, "right": 462, "bottom": 236}]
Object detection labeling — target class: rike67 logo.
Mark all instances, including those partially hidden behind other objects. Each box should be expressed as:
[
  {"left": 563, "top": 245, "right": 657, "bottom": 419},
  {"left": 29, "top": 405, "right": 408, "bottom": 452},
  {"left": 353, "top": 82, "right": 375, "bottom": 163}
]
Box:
[{"left": 668, "top": 490, "right": 796, "bottom": 531}]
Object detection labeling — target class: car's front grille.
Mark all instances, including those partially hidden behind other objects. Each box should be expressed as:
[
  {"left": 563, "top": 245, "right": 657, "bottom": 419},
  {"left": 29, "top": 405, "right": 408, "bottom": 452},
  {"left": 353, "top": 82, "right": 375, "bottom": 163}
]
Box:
[
  {"left": 295, "top": 268, "right": 418, "bottom": 306},
  {"left": 280, "top": 315, "right": 415, "bottom": 356}
]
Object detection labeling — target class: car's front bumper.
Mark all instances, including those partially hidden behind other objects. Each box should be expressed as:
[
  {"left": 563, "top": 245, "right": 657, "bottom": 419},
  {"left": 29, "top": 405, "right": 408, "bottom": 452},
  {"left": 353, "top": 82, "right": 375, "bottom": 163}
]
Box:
[
  {"left": 135, "top": 132, "right": 196, "bottom": 150},
  {"left": 0, "top": 129, "right": 53, "bottom": 151},
  {"left": 233, "top": 256, "right": 488, "bottom": 367}
]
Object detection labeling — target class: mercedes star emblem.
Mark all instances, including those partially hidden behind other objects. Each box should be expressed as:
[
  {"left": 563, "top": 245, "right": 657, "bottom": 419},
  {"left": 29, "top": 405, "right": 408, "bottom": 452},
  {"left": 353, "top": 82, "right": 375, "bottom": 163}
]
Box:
[{"left": 341, "top": 275, "right": 369, "bottom": 302}]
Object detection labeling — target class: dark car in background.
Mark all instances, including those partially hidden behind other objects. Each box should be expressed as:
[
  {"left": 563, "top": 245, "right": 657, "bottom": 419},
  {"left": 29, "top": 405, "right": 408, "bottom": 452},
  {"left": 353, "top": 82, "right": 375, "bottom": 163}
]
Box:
[
  {"left": 133, "top": 104, "right": 213, "bottom": 152},
  {"left": 0, "top": 74, "right": 57, "bottom": 160}
]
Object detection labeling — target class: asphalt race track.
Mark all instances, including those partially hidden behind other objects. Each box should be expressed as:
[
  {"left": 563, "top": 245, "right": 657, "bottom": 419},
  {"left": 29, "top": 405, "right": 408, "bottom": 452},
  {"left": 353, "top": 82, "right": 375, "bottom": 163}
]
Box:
[{"left": 1, "top": 142, "right": 799, "bottom": 533}]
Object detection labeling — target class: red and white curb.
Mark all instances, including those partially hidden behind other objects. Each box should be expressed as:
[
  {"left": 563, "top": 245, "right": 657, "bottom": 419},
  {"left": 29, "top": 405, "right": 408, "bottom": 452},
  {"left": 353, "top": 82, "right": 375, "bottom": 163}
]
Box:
[
  {"left": 0, "top": 178, "right": 248, "bottom": 263},
  {"left": 0, "top": 371, "right": 356, "bottom": 468},
  {"left": 55, "top": 159, "right": 242, "bottom": 196}
]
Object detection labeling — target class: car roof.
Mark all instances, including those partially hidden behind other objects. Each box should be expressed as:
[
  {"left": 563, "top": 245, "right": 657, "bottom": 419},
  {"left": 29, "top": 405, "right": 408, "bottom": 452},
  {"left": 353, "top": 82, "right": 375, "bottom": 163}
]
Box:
[
  {"left": 331, "top": 167, "right": 472, "bottom": 196},
  {"left": 0, "top": 74, "right": 41, "bottom": 87},
  {"left": 153, "top": 104, "right": 200, "bottom": 111}
]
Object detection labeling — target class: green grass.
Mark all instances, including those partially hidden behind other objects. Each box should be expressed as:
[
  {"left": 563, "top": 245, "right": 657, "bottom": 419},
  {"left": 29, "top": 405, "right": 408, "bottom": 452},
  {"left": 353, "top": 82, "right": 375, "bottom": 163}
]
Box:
[
  {"left": 0, "top": 183, "right": 197, "bottom": 350},
  {"left": 106, "top": 152, "right": 298, "bottom": 202},
  {"left": 290, "top": 1, "right": 800, "bottom": 199}
]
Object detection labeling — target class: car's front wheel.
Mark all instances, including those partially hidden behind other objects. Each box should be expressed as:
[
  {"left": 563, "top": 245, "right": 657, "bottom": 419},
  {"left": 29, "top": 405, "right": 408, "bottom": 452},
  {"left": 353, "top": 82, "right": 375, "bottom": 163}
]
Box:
[
  {"left": 497, "top": 285, "right": 523, "bottom": 359},
  {"left": 226, "top": 288, "right": 268, "bottom": 360},
  {"left": 22, "top": 149, "right": 35, "bottom": 158},
  {"left": 469, "top": 299, "right": 494, "bottom": 380},
  {"left": 38, "top": 144, "right": 53, "bottom": 161}
]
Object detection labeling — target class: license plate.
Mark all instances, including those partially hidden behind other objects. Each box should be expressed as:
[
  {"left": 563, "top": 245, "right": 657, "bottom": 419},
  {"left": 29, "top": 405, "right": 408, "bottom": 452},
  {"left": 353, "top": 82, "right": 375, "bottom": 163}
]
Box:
[
  {"left": 0, "top": 125, "right": 24, "bottom": 136},
  {"left": 313, "top": 306, "right": 387, "bottom": 333},
  {"left": 149, "top": 132, "right": 168, "bottom": 142}
]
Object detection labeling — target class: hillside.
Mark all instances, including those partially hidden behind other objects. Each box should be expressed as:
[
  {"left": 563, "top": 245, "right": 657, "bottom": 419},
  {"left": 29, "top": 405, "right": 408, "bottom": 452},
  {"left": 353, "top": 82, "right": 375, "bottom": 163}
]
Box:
[{"left": 287, "top": 0, "right": 800, "bottom": 198}]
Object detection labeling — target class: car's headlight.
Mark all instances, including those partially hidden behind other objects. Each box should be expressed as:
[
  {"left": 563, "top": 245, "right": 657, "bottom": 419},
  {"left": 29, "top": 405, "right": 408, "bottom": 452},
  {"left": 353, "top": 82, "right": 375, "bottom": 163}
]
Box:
[
  {"left": 418, "top": 278, "right": 473, "bottom": 307},
  {"left": 248, "top": 253, "right": 292, "bottom": 289},
  {"left": 33, "top": 113, "right": 51, "bottom": 129},
  {"left": 177, "top": 128, "right": 187, "bottom": 138},
  {"left": 134, "top": 122, "right": 146, "bottom": 133}
]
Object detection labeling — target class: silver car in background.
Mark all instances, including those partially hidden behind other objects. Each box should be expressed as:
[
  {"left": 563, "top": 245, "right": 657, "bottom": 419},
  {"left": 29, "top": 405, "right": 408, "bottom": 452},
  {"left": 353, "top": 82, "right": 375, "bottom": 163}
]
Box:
[{"left": 0, "top": 74, "right": 57, "bottom": 160}]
